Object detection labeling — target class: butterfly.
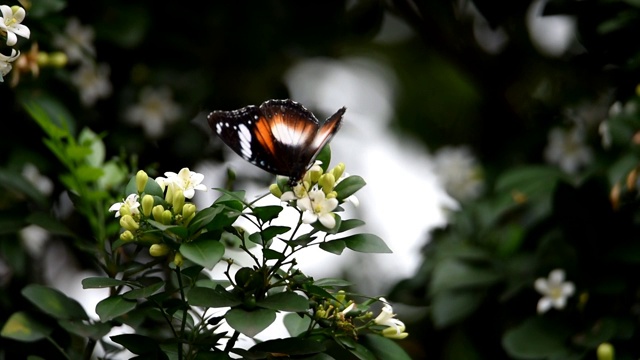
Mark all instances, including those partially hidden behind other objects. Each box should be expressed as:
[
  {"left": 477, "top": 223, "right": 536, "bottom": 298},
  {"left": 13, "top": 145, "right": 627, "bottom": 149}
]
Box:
[{"left": 207, "top": 99, "right": 346, "bottom": 186}]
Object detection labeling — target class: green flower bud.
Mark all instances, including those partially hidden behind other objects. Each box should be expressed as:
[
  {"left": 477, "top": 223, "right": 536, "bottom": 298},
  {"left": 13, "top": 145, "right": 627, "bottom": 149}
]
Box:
[
  {"left": 174, "top": 252, "right": 184, "bottom": 267},
  {"left": 172, "top": 189, "right": 185, "bottom": 215},
  {"left": 119, "top": 230, "right": 135, "bottom": 242},
  {"left": 119, "top": 204, "right": 131, "bottom": 217},
  {"left": 149, "top": 243, "right": 171, "bottom": 257},
  {"left": 162, "top": 210, "right": 173, "bottom": 225},
  {"left": 36, "top": 52, "right": 48, "bottom": 66},
  {"left": 319, "top": 173, "right": 336, "bottom": 194},
  {"left": 120, "top": 214, "right": 139, "bottom": 231},
  {"left": 335, "top": 290, "right": 346, "bottom": 304},
  {"left": 152, "top": 204, "right": 165, "bottom": 222},
  {"left": 326, "top": 191, "right": 338, "bottom": 199},
  {"left": 331, "top": 162, "right": 345, "bottom": 180},
  {"left": 136, "top": 170, "right": 149, "bottom": 193},
  {"left": 308, "top": 166, "right": 323, "bottom": 184},
  {"left": 141, "top": 194, "right": 154, "bottom": 217},
  {"left": 269, "top": 183, "right": 282, "bottom": 198},
  {"left": 47, "top": 52, "right": 67, "bottom": 67},
  {"left": 382, "top": 326, "right": 409, "bottom": 339},
  {"left": 597, "top": 343, "right": 614, "bottom": 360},
  {"left": 182, "top": 203, "right": 196, "bottom": 224},
  {"left": 165, "top": 183, "right": 174, "bottom": 203}
]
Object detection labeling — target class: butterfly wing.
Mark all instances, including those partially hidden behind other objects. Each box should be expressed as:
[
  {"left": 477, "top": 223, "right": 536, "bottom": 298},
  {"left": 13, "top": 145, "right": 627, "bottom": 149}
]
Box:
[{"left": 306, "top": 106, "right": 346, "bottom": 166}]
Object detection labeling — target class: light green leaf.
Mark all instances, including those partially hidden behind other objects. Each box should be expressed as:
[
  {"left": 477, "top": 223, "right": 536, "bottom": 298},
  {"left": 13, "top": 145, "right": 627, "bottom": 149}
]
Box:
[
  {"left": 334, "top": 175, "right": 366, "bottom": 201},
  {"left": 22, "top": 284, "right": 88, "bottom": 320},
  {"left": 1, "top": 312, "right": 51, "bottom": 342}
]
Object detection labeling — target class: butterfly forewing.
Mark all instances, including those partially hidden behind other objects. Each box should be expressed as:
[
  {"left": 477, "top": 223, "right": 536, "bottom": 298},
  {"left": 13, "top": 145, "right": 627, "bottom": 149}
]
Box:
[{"left": 207, "top": 99, "right": 346, "bottom": 183}]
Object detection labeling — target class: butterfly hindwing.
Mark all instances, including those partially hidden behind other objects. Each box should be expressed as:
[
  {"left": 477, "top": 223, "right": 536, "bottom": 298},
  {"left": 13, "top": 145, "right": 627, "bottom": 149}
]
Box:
[{"left": 208, "top": 99, "right": 346, "bottom": 182}]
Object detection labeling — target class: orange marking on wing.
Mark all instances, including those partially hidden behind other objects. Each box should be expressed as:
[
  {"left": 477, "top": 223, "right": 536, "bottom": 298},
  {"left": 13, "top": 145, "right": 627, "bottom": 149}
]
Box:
[{"left": 255, "top": 117, "right": 277, "bottom": 155}]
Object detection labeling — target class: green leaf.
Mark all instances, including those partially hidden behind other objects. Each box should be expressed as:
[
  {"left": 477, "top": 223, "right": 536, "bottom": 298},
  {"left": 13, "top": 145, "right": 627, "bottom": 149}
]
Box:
[
  {"left": 257, "top": 292, "right": 309, "bottom": 312},
  {"left": 75, "top": 164, "right": 105, "bottom": 183},
  {"left": 431, "top": 290, "right": 484, "bottom": 328},
  {"left": 315, "top": 146, "right": 332, "bottom": 173},
  {"left": 262, "top": 248, "right": 285, "bottom": 260},
  {"left": 82, "top": 277, "right": 128, "bottom": 289},
  {"left": 188, "top": 206, "right": 224, "bottom": 234},
  {"left": 123, "top": 281, "right": 164, "bottom": 300},
  {"left": 78, "top": 128, "right": 105, "bottom": 167},
  {"left": 250, "top": 337, "right": 325, "bottom": 356},
  {"left": 96, "top": 295, "right": 137, "bottom": 322},
  {"left": 261, "top": 225, "right": 290, "bottom": 241},
  {"left": 319, "top": 239, "right": 346, "bottom": 255},
  {"left": 225, "top": 308, "right": 276, "bottom": 337},
  {"left": 180, "top": 238, "right": 225, "bottom": 269},
  {"left": 1, "top": 312, "right": 52, "bottom": 342},
  {"left": 252, "top": 205, "right": 283, "bottom": 222},
  {"left": 22, "top": 284, "right": 88, "bottom": 320},
  {"left": 0, "top": 169, "right": 47, "bottom": 207},
  {"left": 283, "top": 313, "right": 312, "bottom": 336},
  {"left": 26, "top": 212, "right": 73, "bottom": 237},
  {"left": 20, "top": 93, "right": 76, "bottom": 138},
  {"left": 502, "top": 317, "right": 573, "bottom": 359},
  {"left": 334, "top": 175, "right": 366, "bottom": 201},
  {"left": 430, "top": 259, "right": 501, "bottom": 294},
  {"left": 58, "top": 319, "right": 112, "bottom": 340},
  {"left": 341, "top": 233, "right": 392, "bottom": 253},
  {"left": 313, "top": 278, "right": 352, "bottom": 288},
  {"left": 360, "top": 334, "right": 412, "bottom": 360},
  {"left": 187, "top": 286, "right": 242, "bottom": 308},
  {"left": 337, "top": 219, "right": 365, "bottom": 233},
  {"left": 111, "top": 334, "right": 168, "bottom": 358}
]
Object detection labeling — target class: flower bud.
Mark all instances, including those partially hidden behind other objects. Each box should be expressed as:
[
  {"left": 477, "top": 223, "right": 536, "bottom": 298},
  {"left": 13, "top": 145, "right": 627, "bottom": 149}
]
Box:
[
  {"left": 182, "top": 203, "right": 196, "bottom": 225},
  {"left": 119, "top": 230, "right": 135, "bottom": 242},
  {"left": 626, "top": 168, "right": 638, "bottom": 191},
  {"left": 308, "top": 165, "right": 323, "bottom": 184},
  {"left": 597, "top": 342, "right": 614, "bottom": 360},
  {"left": 381, "top": 326, "right": 409, "bottom": 339},
  {"left": 172, "top": 189, "right": 185, "bottom": 215},
  {"left": 47, "top": 52, "right": 67, "bottom": 67},
  {"left": 149, "top": 243, "right": 171, "bottom": 257},
  {"left": 119, "top": 204, "right": 131, "bottom": 217},
  {"left": 319, "top": 173, "right": 335, "bottom": 194},
  {"left": 152, "top": 204, "right": 165, "bottom": 222},
  {"left": 174, "top": 252, "right": 184, "bottom": 267},
  {"left": 331, "top": 162, "right": 345, "bottom": 180},
  {"left": 326, "top": 191, "right": 338, "bottom": 199},
  {"left": 269, "top": 183, "right": 282, "bottom": 198},
  {"left": 136, "top": 170, "right": 149, "bottom": 193},
  {"left": 162, "top": 210, "right": 173, "bottom": 225},
  {"left": 141, "top": 195, "right": 154, "bottom": 217},
  {"left": 120, "top": 214, "right": 139, "bottom": 231},
  {"left": 610, "top": 182, "right": 621, "bottom": 210},
  {"left": 36, "top": 52, "right": 48, "bottom": 66}
]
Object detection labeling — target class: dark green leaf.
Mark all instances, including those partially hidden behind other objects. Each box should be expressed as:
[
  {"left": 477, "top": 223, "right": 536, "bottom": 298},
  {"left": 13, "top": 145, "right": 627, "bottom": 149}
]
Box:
[
  {"left": 253, "top": 205, "right": 283, "bottom": 222},
  {"left": 342, "top": 233, "right": 392, "bottom": 253},
  {"left": 360, "top": 334, "right": 412, "bottom": 360},
  {"left": 225, "top": 308, "right": 276, "bottom": 337},
  {"left": 250, "top": 337, "right": 325, "bottom": 355},
  {"left": 0, "top": 169, "right": 47, "bottom": 207},
  {"left": 283, "top": 313, "right": 312, "bottom": 336},
  {"left": 58, "top": 319, "right": 112, "bottom": 340},
  {"left": 188, "top": 206, "right": 224, "bottom": 234},
  {"left": 261, "top": 225, "right": 290, "bottom": 240},
  {"left": 22, "top": 284, "right": 88, "bottom": 320},
  {"left": 25, "top": 212, "right": 73, "bottom": 237},
  {"left": 82, "top": 277, "right": 128, "bottom": 289},
  {"left": 123, "top": 281, "right": 164, "bottom": 300},
  {"left": 96, "top": 295, "right": 137, "bottom": 322},
  {"left": 262, "top": 248, "right": 285, "bottom": 260},
  {"left": 430, "top": 259, "right": 501, "bottom": 294},
  {"left": 257, "top": 292, "right": 309, "bottom": 312},
  {"left": 187, "top": 286, "right": 242, "bottom": 308},
  {"left": 337, "top": 219, "right": 365, "bottom": 233},
  {"left": 319, "top": 239, "right": 346, "bottom": 255},
  {"left": 180, "top": 238, "right": 225, "bottom": 269},
  {"left": 334, "top": 175, "right": 366, "bottom": 201},
  {"left": 313, "top": 278, "right": 352, "bottom": 288},
  {"left": 503, "top": 317, "right": 573, "bottom": 359},
  {"left": 111, "top": 333, "right": 168, "bottom": 358},
  {"left": 20, "top": 93, "right": 76, "bottom": 138},
  {"left": 0, "top": 312, "right": 51, "bottom": 342},
  {"left": 431, "top": 290, "right": 484, "bottom": 328}
]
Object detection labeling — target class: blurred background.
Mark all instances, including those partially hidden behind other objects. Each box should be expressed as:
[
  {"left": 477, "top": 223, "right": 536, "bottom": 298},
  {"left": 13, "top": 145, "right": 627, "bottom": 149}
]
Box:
[{"left": 3, "top": 0, "right": 640, "bottom": 358}]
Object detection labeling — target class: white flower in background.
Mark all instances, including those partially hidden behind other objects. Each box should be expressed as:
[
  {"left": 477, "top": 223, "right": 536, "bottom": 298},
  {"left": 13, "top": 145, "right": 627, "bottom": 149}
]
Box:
[
  {"left": 432, "top": 146, "right": 484, "bottom": 202},
  {"left": 53, "top": 17, "right": 95, "bottom": 63},
  {"left": 0, "top": 5, "right": 30, "bottom": 46},
  {"left": 71, "top": 62, "right": 112, "bottom": 106},
  {"left": 0, "top": 48, "right": 19, "bottom": 79},
  {"left": 108, "top": 194, "right": 140, "bottom": 218},
  {"left": 544, "top": 126, "right": 592, "bottom": 174},
  {"left": 534, "top": 269, "right": 575, "bottom": 314},
  {"left": 298, "top": 189, "right": 338, "bottom": 228},
  {"left": 125, "top": 87, "right": 181, "bottom": 138},
  {"left": 158, "top": 168, "right": 207, "bottom": 199},
  {"left": 22, "top": 163, "right": 54, "bottom": 196}
]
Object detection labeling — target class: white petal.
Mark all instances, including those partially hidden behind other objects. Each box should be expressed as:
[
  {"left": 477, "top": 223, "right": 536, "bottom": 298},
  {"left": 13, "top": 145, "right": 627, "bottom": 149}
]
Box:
[
  {"left": 549, "top": 269, "right": 565, "bottom": 284},
  {"left": 323, "top": 198, "right": 339, "bottom": 212},
  {"left": 537, "top": 297, "right": 552, "bottom": 314},
  {"left": 297, "top": 197, "right": 312, "bottom": 211},
  {"left": 183, "top": 189, "right": 195, "bottom": 199},
  {"left": 0, "top": 5, "right": 11, "bottom": 19},
  {"left": 562, "top": 282, "right": 575, "bottom": 296},
  {"left": 280, "top": 191, "right": 296, "bottom": 201},
  {"left": 301, "top": 211, "right": 317, "bottom": 224},
  {"left": 534, "top": 278, "right": 549, "bottom": 294},
  {"left": 318, "top": 213, "right": 336, "bottom": 229},
  {"left": 5, "top": 31, "right": 17, "bottom": 46}
]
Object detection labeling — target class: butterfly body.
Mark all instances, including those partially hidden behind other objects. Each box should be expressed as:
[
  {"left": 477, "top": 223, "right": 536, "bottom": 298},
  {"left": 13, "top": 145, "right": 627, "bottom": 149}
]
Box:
[{"left": 208, "top": 99, "right": 345, "bottom": 185}]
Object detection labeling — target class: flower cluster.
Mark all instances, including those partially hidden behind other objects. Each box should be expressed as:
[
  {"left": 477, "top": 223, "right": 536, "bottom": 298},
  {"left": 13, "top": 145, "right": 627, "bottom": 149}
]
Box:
[
  {"left": 0, "top": 4, "right": 29, "bottom": 82},
  {"left": 108, "top": 168, "right": 207, "bottom": 262},
  {"left": 270, "top": 161, "right": 356, "bottom": 229}
]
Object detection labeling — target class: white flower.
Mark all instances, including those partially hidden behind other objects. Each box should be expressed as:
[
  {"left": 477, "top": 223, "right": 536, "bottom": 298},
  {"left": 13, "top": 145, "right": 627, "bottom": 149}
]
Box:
[
  {"left": 374, "top": 298, "right": 408, "bottom": 339},
  {"left": 0, "top": 48, "right": 19, "bottom": 79},
  {"left": 432, "top": 146, "right": 484, "bottom": 202},
  {"left": 109, "top": 194, "right": 140, "bottom": 218},
  {"left": 70, "top": 62, "right": 112, "bottom": 106},
  {"left": 544, "top": 126, "right": 592, "bottom": 174},
  {"left": 0, "top": 5, "right": 30, "bottom": 46},
  {"left": 159, "top": 168, "right": 207, "bottom": 199},
  {"left": 298, "top": 189, "right": 338, "bottom": 228},
  {"left": 52, "top": 18, "right": 95, "bottom": 63},
  {"left": 124, "top": 86, "right": 181, "bottom": 138},
  {"left": 534, "top": 269, "right": 575, "bottom": 314},
  {"left": 22, "top": 163, "right": 53, "bottom": 196},
  {"left": 280, "top": 183, "right": 308, "bottom": 202}
]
